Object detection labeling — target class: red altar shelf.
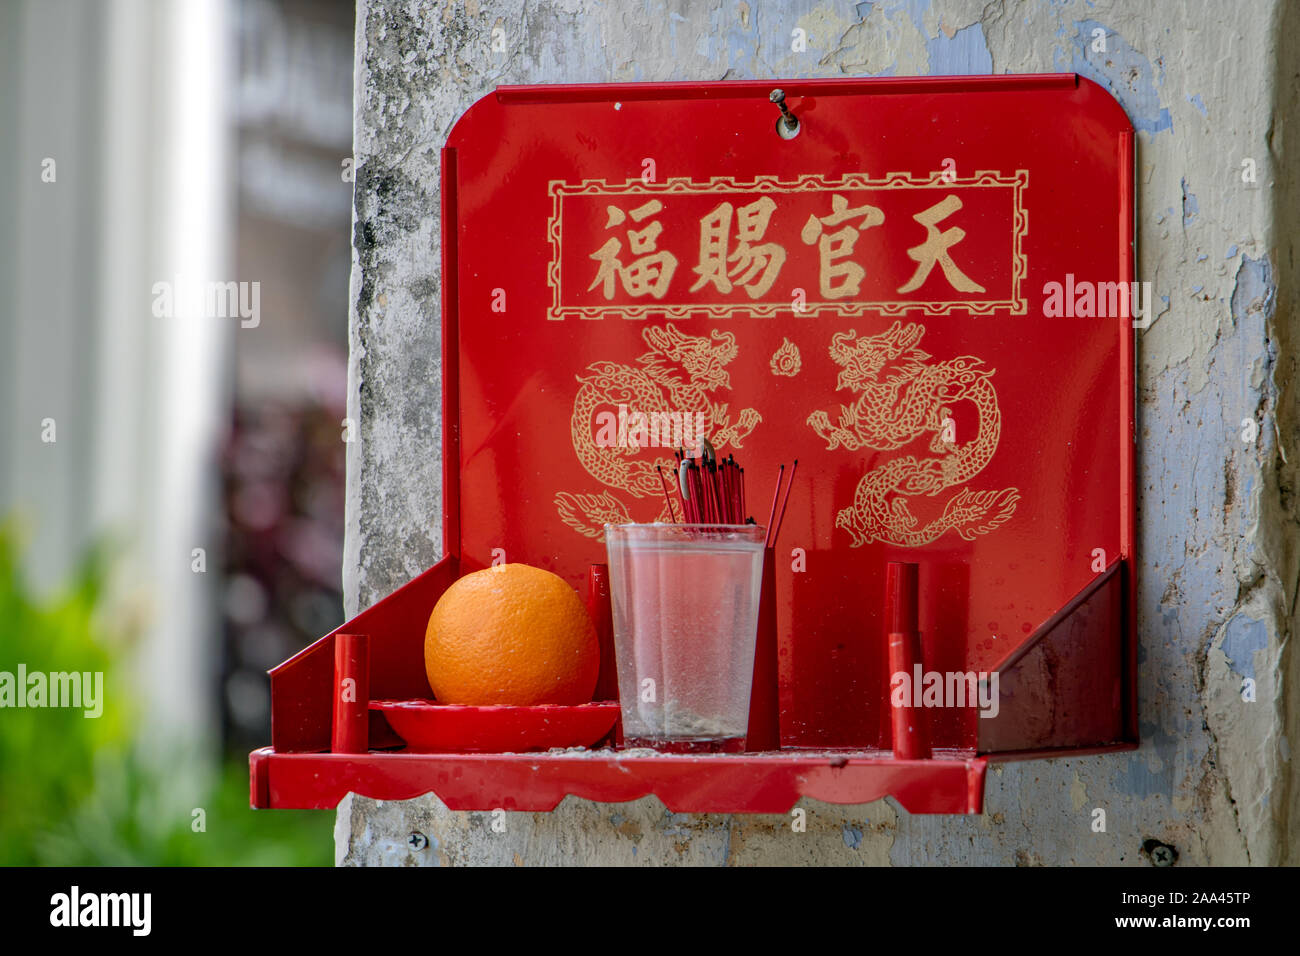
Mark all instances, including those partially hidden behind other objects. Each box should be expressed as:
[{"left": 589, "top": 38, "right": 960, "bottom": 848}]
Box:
[{"left": 252, "top": 73, "right": 1137, "bottom": 815}]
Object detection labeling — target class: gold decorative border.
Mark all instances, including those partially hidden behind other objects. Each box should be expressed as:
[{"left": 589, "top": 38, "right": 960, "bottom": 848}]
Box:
[{"left": 546, "top": 171, "right": 1029, "bottom": 321}]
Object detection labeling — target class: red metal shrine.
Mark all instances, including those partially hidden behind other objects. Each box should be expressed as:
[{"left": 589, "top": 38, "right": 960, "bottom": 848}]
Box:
[{"left": 251, "top": 74, "right": 1137, "bottom": 815}]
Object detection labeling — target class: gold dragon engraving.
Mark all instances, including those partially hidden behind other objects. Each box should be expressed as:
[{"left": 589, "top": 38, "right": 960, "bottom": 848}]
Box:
[
  {"left": 807, "top": 321, "right": 1019, "bottom": 547},
  {"left": 555, "top": 323, "right": 761, "bottom": 538}
]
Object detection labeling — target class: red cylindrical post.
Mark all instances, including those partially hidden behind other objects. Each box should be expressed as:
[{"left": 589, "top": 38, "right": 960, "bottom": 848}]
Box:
[
  {"left": 885, "top": 562, "right": 931, "bottom": 760},
  {"left": 587, "top": 563, "right": 621, "bottom": 747},
  {"left": 586, "top": 564, "right": 618, "bottom": 701},
  {"left": 878, "top": 617, "right": 894, "bottom": 751},
  {"left": 331, "top": 632, "right": 370, "bottom": 754}
]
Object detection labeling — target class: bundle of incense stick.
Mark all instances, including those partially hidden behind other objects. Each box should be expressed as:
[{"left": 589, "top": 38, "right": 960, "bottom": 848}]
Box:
[{"left": 655, "top": 440, "right": 797, "bottom": 547}]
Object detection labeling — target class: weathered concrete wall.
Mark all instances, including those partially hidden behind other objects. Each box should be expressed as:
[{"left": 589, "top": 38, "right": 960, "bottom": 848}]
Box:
[{"left": 341, "top": 0, "right": 1299, "bottom": 865}]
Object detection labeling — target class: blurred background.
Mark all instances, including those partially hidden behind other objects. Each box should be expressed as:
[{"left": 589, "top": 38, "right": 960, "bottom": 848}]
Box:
[{"left": 0, "top": 0, "right": 354, "bottom": 864}]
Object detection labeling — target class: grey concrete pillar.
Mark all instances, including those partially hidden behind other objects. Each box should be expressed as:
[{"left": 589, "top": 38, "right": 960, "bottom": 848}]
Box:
[{"left": 340, "top": 0, "right": 1299, "bottom": 865}]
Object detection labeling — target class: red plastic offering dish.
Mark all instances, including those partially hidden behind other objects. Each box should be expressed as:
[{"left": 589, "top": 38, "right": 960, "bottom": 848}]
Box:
[{"left": 371, "top": 700, "right": 620, "bottom": 753}]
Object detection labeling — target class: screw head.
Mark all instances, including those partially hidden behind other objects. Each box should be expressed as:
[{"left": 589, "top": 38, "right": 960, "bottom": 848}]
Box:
[
  {"left": 408, "top": 831, "right": 429, "bottom": 851},
  {"left": 768, "top": 89, "right": 798, "bottom": 135},
  {"left": 1150, "top": 843, "right": 1175, "bottom": 867}
]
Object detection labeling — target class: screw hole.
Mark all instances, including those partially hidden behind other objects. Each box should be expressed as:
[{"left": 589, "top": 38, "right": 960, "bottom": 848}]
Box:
[{"left": 775, "top": 116, "right": 800, "bottom": 140}]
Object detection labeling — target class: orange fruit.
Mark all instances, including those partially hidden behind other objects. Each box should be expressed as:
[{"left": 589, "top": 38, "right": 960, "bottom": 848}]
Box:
[{"left": 424, "top": 563, "right": 600, "bottom": 705}]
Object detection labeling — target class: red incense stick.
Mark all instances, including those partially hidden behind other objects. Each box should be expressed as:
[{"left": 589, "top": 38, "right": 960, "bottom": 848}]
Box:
[
  {"left": 771, "top": 458, "right": 797, "bottom": 546},
  {"left": 666, "top": 444, "right": 756, "bottom": 526},
  {"left": 657, "top": 464, "right": 678, "bottom": 522},
  {"left": 764, "top": 464, "right": 784, "bottom": 548}
]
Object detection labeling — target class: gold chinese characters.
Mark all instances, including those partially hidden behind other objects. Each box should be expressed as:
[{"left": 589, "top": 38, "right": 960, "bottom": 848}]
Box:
[{"left": 547, "top": 172, "right": 1028, "bottom": 320}]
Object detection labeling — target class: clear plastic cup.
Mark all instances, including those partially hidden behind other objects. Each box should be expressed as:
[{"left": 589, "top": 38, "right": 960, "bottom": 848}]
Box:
[{"left": 603, "top": 523, "right": 766, "bottom": 752}]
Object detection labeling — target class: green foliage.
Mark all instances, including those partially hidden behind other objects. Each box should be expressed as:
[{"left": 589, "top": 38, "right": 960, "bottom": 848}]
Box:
[
  {"left": 0, "top": 524, "right": 331, "bottom": 866},
  {"left": 30, "top": 756, "right": 331, "bottom": 867}
]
